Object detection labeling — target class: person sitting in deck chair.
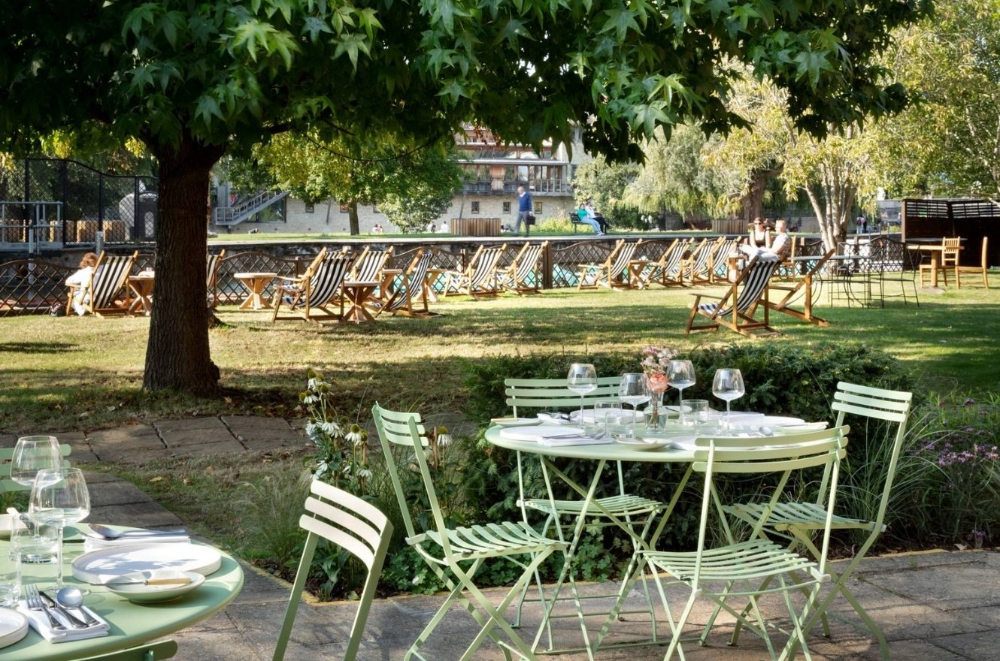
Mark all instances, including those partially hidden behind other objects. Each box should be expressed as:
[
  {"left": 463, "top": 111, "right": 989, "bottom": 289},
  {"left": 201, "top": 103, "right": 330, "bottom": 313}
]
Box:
[
  {"left": 740, "top": 218, "right": 790, "bottom": 261},
  {"left": 65, "top": 252, "right": 99, "bottom": 316}
]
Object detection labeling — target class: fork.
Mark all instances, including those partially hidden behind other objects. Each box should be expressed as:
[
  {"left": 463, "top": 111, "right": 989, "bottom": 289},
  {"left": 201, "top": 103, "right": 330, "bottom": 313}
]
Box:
[{"left": 24, "top": 584, "right": 67, "bottom": 631}]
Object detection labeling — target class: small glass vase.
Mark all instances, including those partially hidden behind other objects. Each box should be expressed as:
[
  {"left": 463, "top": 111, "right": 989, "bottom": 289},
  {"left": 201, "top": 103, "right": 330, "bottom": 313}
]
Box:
[{"left": 645, "top": 392, "right": 666, "bottom": 431}]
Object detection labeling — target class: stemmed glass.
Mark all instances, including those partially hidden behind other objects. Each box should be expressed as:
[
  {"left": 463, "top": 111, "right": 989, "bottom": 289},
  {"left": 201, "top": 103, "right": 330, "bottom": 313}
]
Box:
[
  {"left": 29, "top": 468, "right": 90, "bottom": 589},
  {"left": 712, "top": 368, "right": 745, "bottom": 431},
  {"left": 10, "top": 436, "right": 61, "bottom": 488},
  {"left": 667, "top": 360, "right": 696, "bottom": 425},
  {"left": 567, "top": 363, "right": 598, "bottom": 420},
  {"left": 619, "top": 373, "right": 651, "bottom": 425}
]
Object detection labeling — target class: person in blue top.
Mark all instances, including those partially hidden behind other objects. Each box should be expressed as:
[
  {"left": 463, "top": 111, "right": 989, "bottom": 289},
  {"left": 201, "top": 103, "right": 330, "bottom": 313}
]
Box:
[
  {"left": 576, "top": 204, "right": 603, "bottom": 235},
  {"left": 515, "top": 186, "right": 533, "bottom": 237}
]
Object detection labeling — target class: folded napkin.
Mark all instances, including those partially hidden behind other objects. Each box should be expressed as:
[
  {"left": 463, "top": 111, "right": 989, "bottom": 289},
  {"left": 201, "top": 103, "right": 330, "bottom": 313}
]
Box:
[
  {"left": 570, "top": 408, "right": 647, "bottom": 423},
  {"left": 538, "top": 434, "right": 612, "bottom": 447},
  {"left": 83, "top": 532, "right": 190, "bottom": 553},
  {"left": 535, "top": 412, "right": 572, "bottom": 424},
  {"left": 17, "top": 598, "right": 109, "bottom": 643}
]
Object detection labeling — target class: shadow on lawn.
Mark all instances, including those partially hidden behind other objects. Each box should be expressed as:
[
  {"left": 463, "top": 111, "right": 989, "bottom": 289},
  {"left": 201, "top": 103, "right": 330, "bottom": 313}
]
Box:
[{"left": 0, "top": 341, "right": 79, "bottom": 354}]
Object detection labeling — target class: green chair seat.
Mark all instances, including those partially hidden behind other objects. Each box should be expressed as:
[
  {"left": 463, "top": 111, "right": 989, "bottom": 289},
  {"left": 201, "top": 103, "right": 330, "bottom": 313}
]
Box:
[
  {"left": 423, "top": 521, "right": 564, "bottom": 559},
  {"left": 521, "top": 494, "right": 664, "bottom": 518},
  {"left": 643, "top": 539, "right": 821, "bottom": 584},
  {"left": 724, "top": 502, "right": 877, "bottom": 532}
]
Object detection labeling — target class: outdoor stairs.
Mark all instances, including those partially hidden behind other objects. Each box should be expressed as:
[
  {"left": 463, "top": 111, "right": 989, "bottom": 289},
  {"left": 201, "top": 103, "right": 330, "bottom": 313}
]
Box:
[{"left": 212, "top": 190, "right": 288, "bottom": 227}]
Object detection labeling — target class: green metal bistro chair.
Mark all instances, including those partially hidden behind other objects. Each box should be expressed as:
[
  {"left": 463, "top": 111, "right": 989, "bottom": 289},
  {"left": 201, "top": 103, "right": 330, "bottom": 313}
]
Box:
[
  {"left": 0, "top": 444, "right": 73, "bottom": 493},
  {"left": 504, "top": 377, "right": 666, "bottom": 651},
  {"left": 273, "top": 479, "right": 393, "bottom": 661},
  {"left": 373, "top": 403, "right": 567, "bottom": 661},
  {"left": 721, "top": 382, "right": 912, "bottom": 659},
  {"left": 639, "top": 426, "right": 849, "bottom": 661},
  {"left": 81, "top": 641, "right": 177, "bottom": 661}
]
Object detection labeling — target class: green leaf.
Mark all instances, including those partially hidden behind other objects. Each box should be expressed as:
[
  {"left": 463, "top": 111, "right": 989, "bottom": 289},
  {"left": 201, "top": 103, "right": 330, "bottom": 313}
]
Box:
[
  {"left": 195, "top": 95, "right": 224, "bottom": 125},
  {"left": 302, "top": 17, "right": 333, "bottom": 41},
  {"left": 601, "top": 8, "right": 642, "bottom": 42}
]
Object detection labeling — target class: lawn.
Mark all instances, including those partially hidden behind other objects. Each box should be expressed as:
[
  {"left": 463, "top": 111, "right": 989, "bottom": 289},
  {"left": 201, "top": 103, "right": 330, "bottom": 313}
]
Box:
[{"left": 1, "top": 276, "right": 998, "bottom": 434}]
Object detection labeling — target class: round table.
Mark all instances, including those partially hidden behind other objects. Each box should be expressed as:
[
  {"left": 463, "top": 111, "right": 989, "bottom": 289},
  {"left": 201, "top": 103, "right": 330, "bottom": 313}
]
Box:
[
  {"left": 233, "top": 272, "right": 277, "bottom": 311},
  {"left": 1, "top": 541, "right": 244, "bottom": 661}
]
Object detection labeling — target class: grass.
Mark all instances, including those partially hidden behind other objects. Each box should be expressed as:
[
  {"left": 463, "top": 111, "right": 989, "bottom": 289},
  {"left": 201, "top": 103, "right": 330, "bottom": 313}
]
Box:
[{"left": 1, "top": 276, "right": 998, "bottom": 434}]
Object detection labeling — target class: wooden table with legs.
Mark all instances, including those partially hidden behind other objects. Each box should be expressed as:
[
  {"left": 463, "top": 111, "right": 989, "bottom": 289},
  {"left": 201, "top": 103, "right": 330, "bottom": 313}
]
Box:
[
  {"left": 234, "top": 272, "right": 277, "bottom": 311},
  {"left": 341, "top": 280, "right": 379, "bottom": 323},
  {"left": 127, "top": 274, "right": 155, "bottom": 315},
  {"left": 907, "top": 243, "right": 963, "bottom": 289}
]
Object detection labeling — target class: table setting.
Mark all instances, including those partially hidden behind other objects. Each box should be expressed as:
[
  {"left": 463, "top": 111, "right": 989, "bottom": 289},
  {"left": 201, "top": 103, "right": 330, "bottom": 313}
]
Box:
[{"left": 1, "top": 435, "right": 244, "bottom": 659}]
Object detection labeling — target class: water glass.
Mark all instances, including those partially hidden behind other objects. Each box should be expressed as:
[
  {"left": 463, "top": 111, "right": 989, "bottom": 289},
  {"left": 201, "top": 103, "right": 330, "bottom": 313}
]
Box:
[
  {"left": 12, "top": 518, "right": 59, "bottom": 589},
  {"left": 0, "top": 545, "right": 19, "bottom": 607},
  {"left": 681, "top": 399, "right": 711, "bottom": 426},
  {"left": 605, "top": 411, "right": 634, "bottom": 442},
  {"left": 30, "top": 468, "right": 91, "bottom": 589}
]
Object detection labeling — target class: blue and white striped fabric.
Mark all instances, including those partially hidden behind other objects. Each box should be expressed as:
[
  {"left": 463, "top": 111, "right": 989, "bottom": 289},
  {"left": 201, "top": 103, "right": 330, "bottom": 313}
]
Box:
[
  {"left": 512, "top": 244, "right": 543, "bottom": 285},
  {"left": 91, "top": 254, "right": 133, "bottom": 310},
  {"left": 352, "top": 250, "right": 390, "bottom": 283},
  {"left": 309, "top": 253, "right": 353, "bottom": 306},
  {"left": 686, "top": 239, "right": 716, "bottom": 280},
  {"left": 468, "top": 247, "right": 504, "bottom": 291},
  {"left": 388, "top": 252, "right": 432, "bottom": 312},
  {"left": 700, "top": 257, "right": 779, "bottom": 317},
  {"left": 713, "top": 239, "right": 739, "bottom": 276},
  {"left": 609, "top": 241, "right": 639, "bottom": 280}
]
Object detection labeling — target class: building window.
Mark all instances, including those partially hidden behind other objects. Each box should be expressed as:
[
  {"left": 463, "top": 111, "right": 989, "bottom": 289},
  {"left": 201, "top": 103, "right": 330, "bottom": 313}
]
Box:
[
  {"left": 535, "top": 202, "right": 543, "bottom": 214},
  {"left": 339, "top": 203, "right": 348, "bottom": 213},
  {"left": 304, "top": 203, "right": 315, "bottom": 213},
  {"left": 471, "top": 201, "right": 480, "bottom": 215},
  {"left": 502, "top": 201, "right": 511, "bottom": 214}
]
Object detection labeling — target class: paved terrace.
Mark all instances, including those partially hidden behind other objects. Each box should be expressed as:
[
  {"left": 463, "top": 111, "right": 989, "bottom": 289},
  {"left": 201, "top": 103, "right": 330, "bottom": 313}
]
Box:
[{"left": 3, "top": 418, "right": 997, "bottom": 660}]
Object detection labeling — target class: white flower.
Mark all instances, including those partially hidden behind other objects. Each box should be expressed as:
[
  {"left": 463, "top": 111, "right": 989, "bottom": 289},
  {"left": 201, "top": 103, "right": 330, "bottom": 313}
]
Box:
[
  {"left": 305, "top": 422, "right": 318, "bottom": 437},
  {"left": 321, "top": 421, "right": 341, "bottom": 437},
  {"left": 412, "top": 575, "right": 423, "bottom": 585},
  {"left": 307, "top": 377, "right": 318, "bottom": 389},
  {"left": 357, "top": 467, "right": 373, "bottom": 479},
  {"left": 302, "top": 394, "right": 318, "bottom": 405},
  {"left": 436, "top": 434, "right": 452, "bottom": 447},
  {"left": 346, "top": 427, "right": 365, "bottom": 446}
]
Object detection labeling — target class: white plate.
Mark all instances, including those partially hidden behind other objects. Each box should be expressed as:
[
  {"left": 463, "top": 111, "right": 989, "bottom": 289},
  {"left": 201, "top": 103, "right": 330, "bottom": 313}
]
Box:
[
  {"left": 570, "top": 408, "right": 647, "bottom": 423},
  {"left": 0, "top": 514, "right": 27, "bottom": 540},
  {"left": 491, "top": 417, "right": 543, "bottom": 428},
  {"left": 0, "top": 609, "right": 29, "bottom": 650},
  {"left": 106, "top": 569, "right": 206, "bottom": 604},
  {"left": 72, "top": 543, "right": 223, "bottom": 585},
  {"left": 499, "top": 425, "right": 586, "bottom": 442}
]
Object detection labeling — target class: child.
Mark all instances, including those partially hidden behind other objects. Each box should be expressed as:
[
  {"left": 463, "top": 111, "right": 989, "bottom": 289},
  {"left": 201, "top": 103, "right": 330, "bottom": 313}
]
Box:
[{"left": 65, "top": 252, "right": 99, "bottom": 316}]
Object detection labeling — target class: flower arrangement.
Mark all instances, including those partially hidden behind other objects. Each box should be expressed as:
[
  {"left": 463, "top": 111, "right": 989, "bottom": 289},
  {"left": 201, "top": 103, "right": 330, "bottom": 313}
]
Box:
[
  {"left": 301, "top": 369, "right": 372, "bottom": 490},
  {"left": 641, "top": 345, "right": 676, "bottom": 394}
]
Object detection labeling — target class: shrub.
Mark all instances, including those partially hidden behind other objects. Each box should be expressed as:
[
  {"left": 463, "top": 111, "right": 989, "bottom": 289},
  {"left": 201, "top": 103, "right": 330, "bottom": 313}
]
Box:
[{"left": 537, "top": 217, "right": 585, "bottom": 233}]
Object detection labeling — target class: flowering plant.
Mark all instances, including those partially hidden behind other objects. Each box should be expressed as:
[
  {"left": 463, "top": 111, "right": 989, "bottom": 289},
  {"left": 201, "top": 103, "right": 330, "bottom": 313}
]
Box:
[
  {"left": 641, "top": 346, "right": 676, "bottom": 394},
  {"left": 301, "top": 369, "right": 371, "bottom": 490}
]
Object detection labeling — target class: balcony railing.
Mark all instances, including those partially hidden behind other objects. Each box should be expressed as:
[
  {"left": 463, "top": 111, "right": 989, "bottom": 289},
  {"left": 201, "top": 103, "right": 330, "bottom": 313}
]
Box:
[{"left": 460, "top": 179, "right": 574, "bottom": 196}]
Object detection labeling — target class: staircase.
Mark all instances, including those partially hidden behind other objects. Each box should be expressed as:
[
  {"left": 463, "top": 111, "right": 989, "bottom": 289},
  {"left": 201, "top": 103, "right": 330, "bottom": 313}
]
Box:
[{"left": 212, "top": 190, "right": 288, "bottom": 227}]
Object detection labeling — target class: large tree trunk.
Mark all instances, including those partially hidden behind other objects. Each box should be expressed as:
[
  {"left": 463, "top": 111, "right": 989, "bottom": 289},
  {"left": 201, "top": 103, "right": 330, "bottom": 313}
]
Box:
[
  {"left": 348, "top": 199, "right": 360, "bottom": 235},
  {"left": 143, "top": 132, "right": 226, "bottom": 395},
  {"left": 740, "top": 168, "right": 779, "bottom": 221}
]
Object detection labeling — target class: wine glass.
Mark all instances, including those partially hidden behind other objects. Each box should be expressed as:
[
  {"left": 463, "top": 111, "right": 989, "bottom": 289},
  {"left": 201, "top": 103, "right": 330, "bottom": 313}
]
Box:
[
  {"left": 10, "top": 436, "right": 61, "bottom": 488},
  {"left": 29, "top": 468, "right": 90, "bottom": 589},
  {"left": 712, "top": 368, "right": 745, "bottom": 431},
  {"left": 567, "top": 363, "right": 598, "bottom": 420},
  {"left": 667, "top": 360, "right": 696, "bottom": 424},
  {"left": 619, "top": 373, "right": 651, "bottom": 425}
]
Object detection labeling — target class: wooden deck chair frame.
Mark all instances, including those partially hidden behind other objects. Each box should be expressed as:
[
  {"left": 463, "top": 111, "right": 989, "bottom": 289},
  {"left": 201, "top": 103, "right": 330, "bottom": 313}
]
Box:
[
  {"left": 628, "top": 239, "right": 680, "bottom": 290},
  {"left": 207, "top": 249, "right": 226, "bottom": 309},
  {"left": 444, "top": 244, "right": 507, "bottom": 298},
  {"left": 80, "top": 641, "right": 178, "bottom": 661},
  {"left": 378, "top": 249, "right": 437, "bottom": 318},
  {"left": 684, "top": 237, "right": 723, "bottom": 285},
  {"left": 372, "top": 403, "right": 567, "bottom": 661},
  {"left": 609, "top": 426, "right": 849, "bottom": 661},
  {"left": 272, "top": 480, "right": 393, "bottom": 661},
  {"left": 270, "top": 248, "right": 354, "bottom": 323},
  {"left": 762, "top": 249, "right": 835, "bottom": 327},
  {"left": 577, "top": 239, "right": 642, "bottom": 289},
  {"left": 67, "top": 250, "right": 139, "bottom": 317},
  {"left": 504, "top": 377, "right": 666, "bottom": 654},
  {"left": 500, "top": 241, "right": 547, "bottom": 295},
  {"left": 957, "top": 236, "right": 990, "bottom": 288},
  {"left": 718, "top": 384, "right": 912, "bottom": 660},
  {"left": 685, "top": 255, "right": 780, "bottom": 337}
]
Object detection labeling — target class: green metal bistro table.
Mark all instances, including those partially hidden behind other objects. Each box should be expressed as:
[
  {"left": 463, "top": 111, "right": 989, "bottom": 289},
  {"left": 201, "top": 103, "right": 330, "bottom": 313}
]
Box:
[
  {"left": 485, "top": 426, "right": 698, "bottom": 659},
  {"left": 1, "top": 539, "right": 244, "bottom": 661}
]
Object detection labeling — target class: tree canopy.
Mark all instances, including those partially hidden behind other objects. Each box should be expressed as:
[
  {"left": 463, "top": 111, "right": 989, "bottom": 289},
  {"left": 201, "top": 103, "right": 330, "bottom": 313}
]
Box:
[{"left": 0, "top": 0, "right": 929, "bottom": 394}]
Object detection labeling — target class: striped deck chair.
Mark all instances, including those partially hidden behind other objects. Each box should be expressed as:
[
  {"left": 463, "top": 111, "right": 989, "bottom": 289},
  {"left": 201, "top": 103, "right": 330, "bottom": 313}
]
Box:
[
  {"left": 763, "top": 249, "right": 835, "bottom": 326},
  {"left": 379, "top": 249, "right": 437, "bottom": 317},
  {"left": 349, "top": 246, "right": 393, "bottom": 305},
  {"left": 629, "top": 239, "right": 679, "bottom": 290},
  {"left": 711, "top": 238, "right": 739, "bottom": 283},
  {"left": 207, "top": 249, "right": 225, "bottom": 309},
  {"left": 682, "top": 238, "right": 720, "bottom": 285},
  {"left": 445, "top": 244, "right": 506, "bottom": 298},
  {"left": 270, "top": 248, "right": 354, "bottom": 323},
  {"left": 500, "top": 241, "right": 547, "bottom": 295},
  {"left": 578, "top": 239, "right": 642, "bottom": 289},
  {"left": 685, "top": 254, "right": 780, "bottom": 336},
  {"left": 67, "top": 251, "right": 138, "bottom": 317}
]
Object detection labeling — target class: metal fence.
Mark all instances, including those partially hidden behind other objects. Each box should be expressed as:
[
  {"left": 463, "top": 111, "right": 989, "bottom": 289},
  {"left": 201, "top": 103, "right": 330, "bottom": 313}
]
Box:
[{"left": 0, "top": 159, "right": 157, "bottom": 251}]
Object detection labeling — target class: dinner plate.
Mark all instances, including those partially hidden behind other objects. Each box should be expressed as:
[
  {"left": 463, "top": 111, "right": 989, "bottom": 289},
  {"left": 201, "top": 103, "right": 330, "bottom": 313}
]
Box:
[
  {"left": 106, "top": 569, "right": 206, "bottom": 604},
  {"left": 0, "top": 609, "right": 29, "bottom": 650},
  {"left": 491, "top": 417, "right": 543, "bottom": 428},
  {"left": 72, "top": 543, "right": 223, "bottom": 585},
  {"left": 499, "top": 425, "right": 586, "bottom": 442}
]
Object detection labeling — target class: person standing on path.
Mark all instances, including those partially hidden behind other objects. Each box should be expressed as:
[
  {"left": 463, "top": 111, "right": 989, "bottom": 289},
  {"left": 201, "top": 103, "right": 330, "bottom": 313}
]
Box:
[{"left": 515, "top": 185, "right": 533, "bottom": 237}]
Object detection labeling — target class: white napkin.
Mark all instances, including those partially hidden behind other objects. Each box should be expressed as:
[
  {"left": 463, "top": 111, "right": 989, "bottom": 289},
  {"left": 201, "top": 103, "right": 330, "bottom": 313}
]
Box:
[
  {"left": 570, "top": 408, "right": 647, "bottom": 423},
  {"left": 17, "top": 598, "right": 109, "bottom": 642},
  {"left": 535, "top": 412, "right": 572, "bottom": 424},
  {"left": 83, "top": 533, "right": 190, "bottom": 553}
]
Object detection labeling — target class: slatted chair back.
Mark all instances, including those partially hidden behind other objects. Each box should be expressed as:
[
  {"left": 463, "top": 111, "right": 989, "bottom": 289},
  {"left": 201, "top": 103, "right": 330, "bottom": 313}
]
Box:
[
  {"left": 505, "top": 376, "right": 621, "bottom": 417},
  {"left": 688, "top": 238, "right": 719, "bottom": 280},
  {"left": 387, "top": 250, "right": 432, "bottom": 312},
  {"left": 831, "top": 382, "right": 912, "bottom": 531},
  {"left": 690, "top": 426, "right": 849, "bottom": 584},
  {"left": 711, "top": 239, "right": 738, "bottom": 278},
  {"left": 942, "top": 237, "right": 962, "bottom": 267},
  {"left": 0, "top": 444, "right": 73, "bottom": 493},
  {"left": 512, "top": 242, "right": 544, "bottom": 283},
  {"left": 465, "top": 245, "right": 505, "bottom": 291},
  {"left": 712, "top": 256, "right": 779, "bottom": 317},
  {"left": 634, "top": 239, "right": 678, "bottom": 287},
  {"left": 610, "top": 241, "right": 641, "bottom": 280},
  {"left": 81, "top": 640, "right": 178, "bottom": 661},
  {"left": 661, "top": 238, "right": 689, "bottom": 281},
  {"left": 91, "top": 251, "right": 138, "bottom": 310},
  {"left": 350, "top": 246, "right": 394, "bottom": 284},
  {"left": 273, "top": 480, "right": 393, "bottom": 661},
  {"left": 958, "top": 236, "right": 990, "bottom": 288},
  {"left": 307, "top": 251, "right": 354, "bottom": 306}
]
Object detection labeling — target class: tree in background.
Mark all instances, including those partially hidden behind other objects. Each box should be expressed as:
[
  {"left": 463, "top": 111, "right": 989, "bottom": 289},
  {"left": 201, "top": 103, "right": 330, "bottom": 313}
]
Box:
[{"left": 0, "top": 0, "right": 927, "bottom": 395}]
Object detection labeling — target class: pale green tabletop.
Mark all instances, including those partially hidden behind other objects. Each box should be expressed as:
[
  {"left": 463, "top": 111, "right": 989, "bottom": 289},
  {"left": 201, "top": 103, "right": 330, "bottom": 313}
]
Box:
[
  {"left": 1, "top": 539, "right": 244, "bottom": 661},
  {"left": 484, "top": 425, "right": 697, "bottom": 462}
]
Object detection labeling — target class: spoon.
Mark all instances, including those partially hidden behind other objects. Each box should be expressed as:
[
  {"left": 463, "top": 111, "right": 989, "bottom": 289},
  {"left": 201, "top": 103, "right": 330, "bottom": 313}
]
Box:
[
  {"left": 85, "top": 524, "right": 187, "bottom": 540},
  {"left": 54, "top": 587, "right": 100, "bottom": 626}
]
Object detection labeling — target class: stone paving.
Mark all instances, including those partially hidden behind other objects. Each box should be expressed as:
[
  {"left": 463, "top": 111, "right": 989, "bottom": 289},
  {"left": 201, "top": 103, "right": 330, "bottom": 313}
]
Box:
[{"left": 5, "top": 418, "right": 999, "bottom": 660}]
